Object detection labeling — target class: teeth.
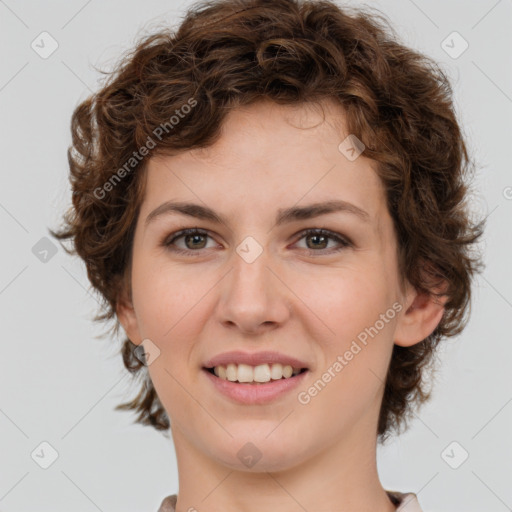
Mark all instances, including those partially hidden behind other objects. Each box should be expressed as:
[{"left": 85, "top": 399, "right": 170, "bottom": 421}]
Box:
[
  {"left": 210, "top": 363, "right": 303, "bottom": 383},
  {"left": 254, "top": 364, "right": 271, "bottom": 382},
  {"left": 226, "top": 363, "right": 238, "bottom": 382}
]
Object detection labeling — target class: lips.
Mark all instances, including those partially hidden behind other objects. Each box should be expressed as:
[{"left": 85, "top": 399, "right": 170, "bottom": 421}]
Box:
[
  {"left": 202, "top": 362, "right": 309, "bottom": 404},
  {"left": 202, "top": 350, "right": 310, "bottom": 370}
]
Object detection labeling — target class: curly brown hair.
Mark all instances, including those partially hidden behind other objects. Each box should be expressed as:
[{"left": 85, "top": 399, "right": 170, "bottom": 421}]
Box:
[{"left": 50, "top": 0, "right": 485, "bottom": 443}]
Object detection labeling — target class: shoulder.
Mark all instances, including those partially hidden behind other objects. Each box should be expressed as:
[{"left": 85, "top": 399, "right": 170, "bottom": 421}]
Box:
[
  {"left": 387, "top": 491, "right": 424, "bottom": 511},
  {"left": 157, "top": 494, "right": 177, "bottom": 512}
]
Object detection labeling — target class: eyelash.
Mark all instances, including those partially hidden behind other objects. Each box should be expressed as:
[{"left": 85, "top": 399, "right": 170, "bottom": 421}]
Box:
[{"left": 161, "top": 227, "right": 352, "bottom": 256}]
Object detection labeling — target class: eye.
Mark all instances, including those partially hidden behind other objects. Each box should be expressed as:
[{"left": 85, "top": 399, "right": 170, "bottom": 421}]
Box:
[
  {"left": 161, "top": 227, "right": 352, "bottom": 256},
  {"left": 293, "top": 228, "right": 352, "bottom": 255},
  {"left": 162, "top": 228, "right": 217, "bottom": 255}
]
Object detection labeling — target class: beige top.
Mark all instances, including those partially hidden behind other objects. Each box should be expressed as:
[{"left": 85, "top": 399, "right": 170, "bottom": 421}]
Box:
[{"left": 157, "top": 491, "right": 423, "bottom": 511}]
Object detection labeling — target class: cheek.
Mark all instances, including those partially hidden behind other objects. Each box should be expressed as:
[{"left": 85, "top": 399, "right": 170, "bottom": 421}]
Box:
[
  {"left": 296, "top": 277, "right": 394, "bottom": 431},
  {"left": 133, "top": 258, "right": 207, "bottom": 336},
  {"left": 292, "top": 264, "right": 394, "bottom": 344},
  {"left": 138, "top": 269, "right": 207, "bottom": 417},
  {"left": 133, "top": 264, "right": 217, "bottom": 393},
  {"left": 293, "top": 266, "right": 395, "bottom": 406}
]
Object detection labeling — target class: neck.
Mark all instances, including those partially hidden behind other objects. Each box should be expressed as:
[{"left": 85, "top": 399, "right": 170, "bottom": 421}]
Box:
[{"left": 169, "top": 411, "right": 396, "bottom": 512}]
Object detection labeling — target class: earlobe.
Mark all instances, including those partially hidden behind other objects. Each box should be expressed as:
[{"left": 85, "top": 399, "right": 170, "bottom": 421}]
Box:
[{"left": 394, "top": 281, "right": 448, "bottom": 348}]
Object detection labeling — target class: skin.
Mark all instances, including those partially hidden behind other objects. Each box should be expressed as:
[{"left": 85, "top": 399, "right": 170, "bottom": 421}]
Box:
[{"left": 117, "top": 99, "right": 446, "bottom": 512}]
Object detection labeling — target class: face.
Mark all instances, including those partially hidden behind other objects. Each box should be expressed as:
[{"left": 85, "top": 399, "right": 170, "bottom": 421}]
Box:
[{"left": 117, "top": 99, "right": 444, "bottom": 472}]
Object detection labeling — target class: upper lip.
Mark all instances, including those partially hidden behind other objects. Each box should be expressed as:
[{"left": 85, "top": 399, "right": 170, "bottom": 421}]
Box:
[{"left": 203, "top": 350, "right": 309, "bottom": 369}]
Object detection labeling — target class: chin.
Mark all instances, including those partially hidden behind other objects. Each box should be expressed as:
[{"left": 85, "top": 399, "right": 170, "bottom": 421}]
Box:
[
  {"left": 216, "top": 452, "right": 300, "bottom": 473},
  {"left": 206, "top": 435, "right": 311, "bottom": 473}
]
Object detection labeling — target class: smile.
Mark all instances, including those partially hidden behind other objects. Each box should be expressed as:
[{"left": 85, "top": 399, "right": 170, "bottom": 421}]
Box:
[
  {"left": 205, "top": 362, "right": 307, "bottom": 383},
  {"left": 202, "top": 365, "right": 309, "bottom": 404}
]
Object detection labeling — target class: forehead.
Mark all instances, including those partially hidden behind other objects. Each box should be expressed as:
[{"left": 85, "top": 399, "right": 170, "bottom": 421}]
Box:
[{"left": 140, "top": 99, "right": 389, "bottom": 237}]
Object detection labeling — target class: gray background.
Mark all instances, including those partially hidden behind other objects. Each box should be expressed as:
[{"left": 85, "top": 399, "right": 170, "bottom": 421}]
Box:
[{"left": 1, "top": 0, "right": 511, "bottom": 511}]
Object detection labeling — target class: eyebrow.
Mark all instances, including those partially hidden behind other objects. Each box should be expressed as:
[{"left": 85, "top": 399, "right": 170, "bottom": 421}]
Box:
[{"left": 145, "top": 199, "right": 370, "bottom": 229}]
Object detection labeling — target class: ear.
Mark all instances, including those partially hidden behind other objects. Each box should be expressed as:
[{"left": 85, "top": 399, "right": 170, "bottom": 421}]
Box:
[
  {"left": 394, "top": 278, "right": 449, "bottom": 347},
  {"left": 116, "top": 281, "right": 143, "bottom": 346}
]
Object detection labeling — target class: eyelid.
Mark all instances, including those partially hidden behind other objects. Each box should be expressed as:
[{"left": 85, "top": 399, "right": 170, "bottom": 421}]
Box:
[
  {"left": 294, "top": 228, "right": 352, "bottom": 248},
  {"left": 163, "top": 228, "right": 215, "bottom": 254},
  {"left": 162, "top": 227, "right": 353, "bottom": 255}
]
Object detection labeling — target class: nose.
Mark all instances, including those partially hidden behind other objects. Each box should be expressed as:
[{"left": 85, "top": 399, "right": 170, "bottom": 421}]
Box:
[{"left": 215, "top": 247, "right": 292, "bottom": 335}]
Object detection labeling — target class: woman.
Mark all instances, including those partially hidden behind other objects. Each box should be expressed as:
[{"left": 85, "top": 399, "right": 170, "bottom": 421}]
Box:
[{"left": 51, "top": 0, "right": 484, "bottom": 510}]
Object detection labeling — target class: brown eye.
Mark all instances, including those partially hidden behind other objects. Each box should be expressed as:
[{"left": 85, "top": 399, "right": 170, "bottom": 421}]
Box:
[
  {"left": 163, "top": 228, "right": 216, "bottom": 254},
  {"left": 305, "top": 232, "right": 329, "bottom": 249},
  {"left": 295, "top": 228, "right": 352, "bottom": 254},
  {"left": 183, "top": 233, "right": 208, "bottom": 249},
  {"left": 162, "top": 227, "right": 352, "bottom": 257}
]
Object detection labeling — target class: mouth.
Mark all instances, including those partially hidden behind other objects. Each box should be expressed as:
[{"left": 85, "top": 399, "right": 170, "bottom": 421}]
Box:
[
  {"left": 202, "top": 363, "right": 309, "bottom": 384},
  {"left": 202, "top": 363, "right": 310, "bottom": 404}
]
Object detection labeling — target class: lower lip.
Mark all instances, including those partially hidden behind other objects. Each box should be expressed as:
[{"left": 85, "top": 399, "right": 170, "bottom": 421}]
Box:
[{"left": 202, "top": 368, "right": 309, "bottom": 405}]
